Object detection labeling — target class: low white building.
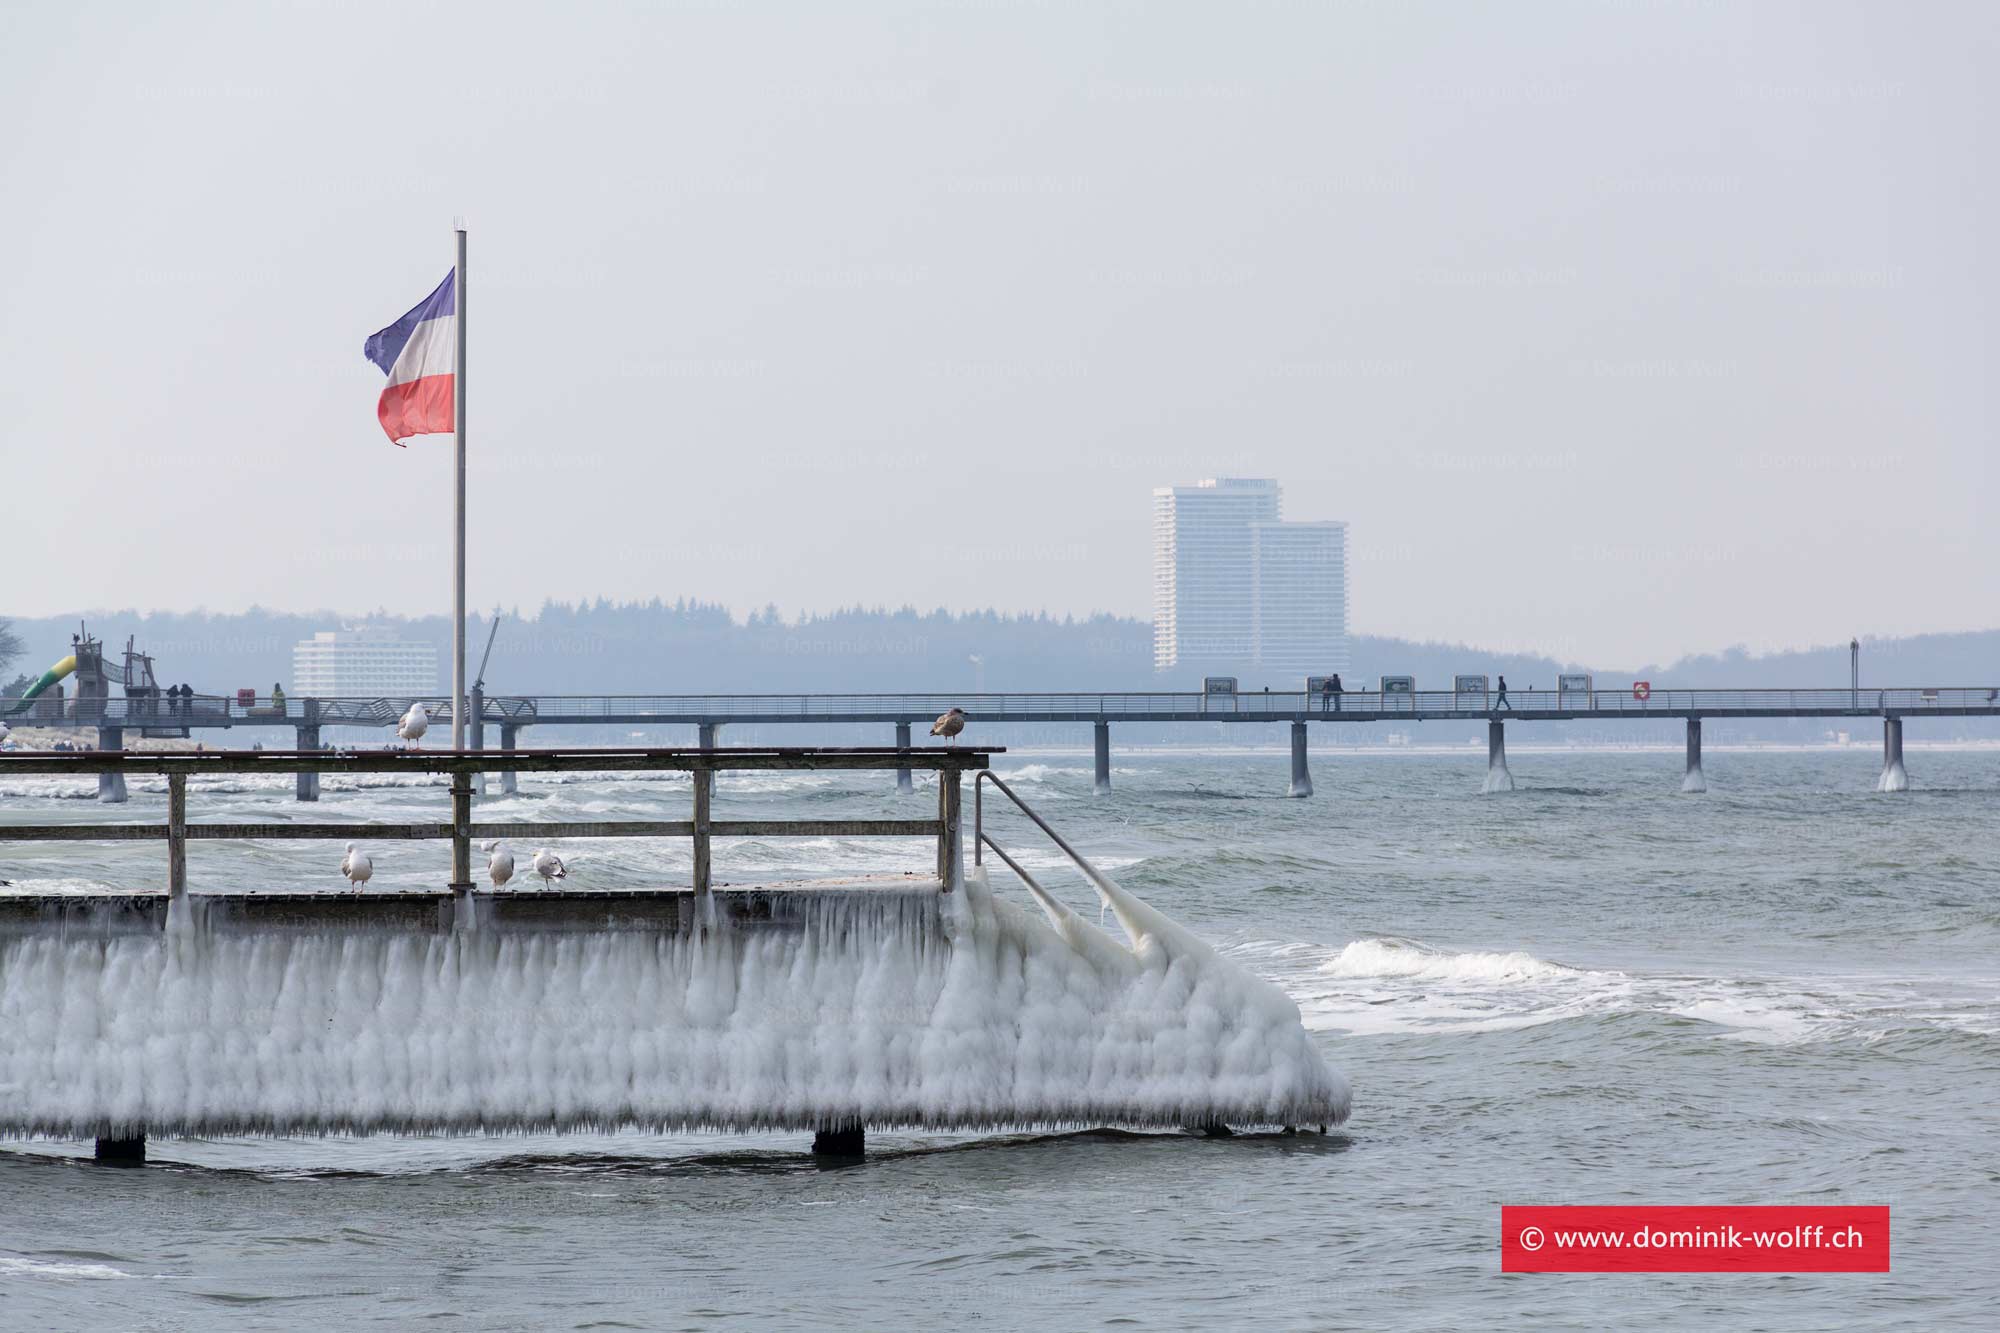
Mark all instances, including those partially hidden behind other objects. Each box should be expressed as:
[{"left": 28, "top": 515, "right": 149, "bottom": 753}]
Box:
[{"left": 292, "top": 627, "right": 438, "bottom": 698}]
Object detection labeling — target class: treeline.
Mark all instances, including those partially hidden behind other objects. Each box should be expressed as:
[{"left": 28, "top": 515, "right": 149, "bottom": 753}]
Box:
[{"left": 3, "top": 605, "right": 1993, "bottom": 705}]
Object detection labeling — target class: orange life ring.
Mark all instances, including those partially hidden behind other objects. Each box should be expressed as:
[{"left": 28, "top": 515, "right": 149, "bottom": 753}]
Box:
[{"left": 1633, "top": 681, "right": 1652, "bottom": 701}]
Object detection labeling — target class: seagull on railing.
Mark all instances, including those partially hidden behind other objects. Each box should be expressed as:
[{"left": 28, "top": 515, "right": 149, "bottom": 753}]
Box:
[
  {"left": 485, "top": 840, "right": 515, "bottom": 887},
  {"left": 532, "top": 848, "right": 567, "bottom": 886},
  {"left": 397, "top": 703, "right": 430, "bottom": 748},
  {"left": 931, "top": 707, "right": 966, "bottom": 747},
  {"left": 340, "top": 842, "right": 373, "bottom": 888}
]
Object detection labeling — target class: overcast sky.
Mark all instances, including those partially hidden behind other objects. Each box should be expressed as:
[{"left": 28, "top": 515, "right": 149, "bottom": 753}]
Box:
[{"left": 1, "top": 1, "right": 1990, "bottom": 666}]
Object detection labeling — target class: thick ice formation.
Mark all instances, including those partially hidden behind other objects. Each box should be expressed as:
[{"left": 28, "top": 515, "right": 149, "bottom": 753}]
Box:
[{"left": 0, "top": 872, "right": 1348, "bottom": 1137}]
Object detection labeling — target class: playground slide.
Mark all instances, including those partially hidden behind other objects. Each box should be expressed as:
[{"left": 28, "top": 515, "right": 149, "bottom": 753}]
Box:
[{"left": 2, "top": 655, "right": 77, "bottom": 716}]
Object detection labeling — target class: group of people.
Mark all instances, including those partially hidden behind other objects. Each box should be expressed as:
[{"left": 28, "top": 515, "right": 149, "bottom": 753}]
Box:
[{"left": 159, "top": 683, "right": 199, "bottom": 715}]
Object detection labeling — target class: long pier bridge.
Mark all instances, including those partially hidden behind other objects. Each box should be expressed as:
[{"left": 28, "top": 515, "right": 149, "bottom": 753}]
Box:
[{"left": 9, "top": 685, "right": 1996, "bottom": 800}]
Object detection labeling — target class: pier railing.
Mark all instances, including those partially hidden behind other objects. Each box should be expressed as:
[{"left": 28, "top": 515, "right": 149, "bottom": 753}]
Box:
[
  {"left": 0, "top": 747, "right": 994, "bottom": 899},
  {"left": 13, "top": 687, "right": 2000, "bottom": 730}
]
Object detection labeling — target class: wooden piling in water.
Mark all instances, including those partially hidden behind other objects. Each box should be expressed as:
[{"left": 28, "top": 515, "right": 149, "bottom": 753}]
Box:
[{"left": 94, "top": 1134, "right": 145, "bottom": 1166}]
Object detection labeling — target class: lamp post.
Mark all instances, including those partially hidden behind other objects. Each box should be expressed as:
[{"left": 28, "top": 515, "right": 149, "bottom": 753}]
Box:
[{"left": 1850, "top": 637, "right": 1859, "bottom": 707}]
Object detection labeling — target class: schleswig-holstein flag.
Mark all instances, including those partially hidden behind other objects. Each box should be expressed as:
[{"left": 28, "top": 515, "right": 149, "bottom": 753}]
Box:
[{"left": 363, "top": 273, "right": 456, "bottom": 445}]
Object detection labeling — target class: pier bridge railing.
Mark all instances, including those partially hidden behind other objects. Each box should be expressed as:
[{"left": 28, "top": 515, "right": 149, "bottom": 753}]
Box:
[{"left": 14, "top": 685, "right": 2000, "bottom": 731}]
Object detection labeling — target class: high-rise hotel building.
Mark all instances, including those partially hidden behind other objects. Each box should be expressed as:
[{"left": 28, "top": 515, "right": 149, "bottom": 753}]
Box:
[{"left": 1152, "top": 478, "right": 1349, "bottom": 677}]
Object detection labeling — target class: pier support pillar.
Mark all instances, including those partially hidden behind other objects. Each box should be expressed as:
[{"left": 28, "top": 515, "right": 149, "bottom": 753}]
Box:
[
  {"left": 1483, "top": 720, "right": 1514, "bottom": 793},
  {"left": 1877, "top": 717, "right": 1907, "bottom": 793},
  {"left": 698, "top": 722, "right": 720, "bottom": 750},
  {"left": 1288, "top": 721, "right": 1312, "bottom": 798},
  {"left": 498, "top": 725, "right": 518, "bottom": 797},
  {"left": 1681, "top": 717, "right": 1706, "bottom": 794},
  {"left": 812, "top": 1124, "right": 865, "bottom": 1158},
  {"left": 895, "top": 722, "right": 914, "bottom": 793},
  {"left": 1094, "top": 721, "right": 1112, "bottom": 794},
  {"left": 95, "top": 726, "right": 127, "bottom": 803},
  {"left": 94, "top": 1134, "right": 145, "bottom": 1166},
  {"left": 295, "top": 705, "right": 321, "bottom": 802}
]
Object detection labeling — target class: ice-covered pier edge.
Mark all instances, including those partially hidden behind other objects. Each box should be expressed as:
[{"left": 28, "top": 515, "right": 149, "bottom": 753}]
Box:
[{"left": 0, "top": 872, "right": 1349, "bottom": 1139}]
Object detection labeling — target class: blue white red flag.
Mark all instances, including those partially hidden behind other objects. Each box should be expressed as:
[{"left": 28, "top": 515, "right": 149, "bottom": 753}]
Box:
[{"left": 362, "top": 273, "right": 456, "bottom": 445}]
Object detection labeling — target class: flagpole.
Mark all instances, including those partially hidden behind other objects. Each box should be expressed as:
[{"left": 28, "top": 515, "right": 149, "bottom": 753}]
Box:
[{"left": 451, "top": 224, "right": 467, "bottom": 752}]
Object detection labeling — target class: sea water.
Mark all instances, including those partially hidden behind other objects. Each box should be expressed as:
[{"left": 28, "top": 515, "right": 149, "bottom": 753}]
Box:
[{"left": 1, "top": 748, "right": 1995, "bottom": 1329}]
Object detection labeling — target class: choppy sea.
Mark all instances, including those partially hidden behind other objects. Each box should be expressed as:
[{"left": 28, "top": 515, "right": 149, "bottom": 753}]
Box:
[{"left": 2, "top": 747, "right": 1995, "bottom": 1330}]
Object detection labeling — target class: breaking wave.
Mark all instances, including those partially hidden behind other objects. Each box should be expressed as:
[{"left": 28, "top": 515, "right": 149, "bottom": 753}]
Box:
[{"left": 1319, "top": 937, "right": 1583, "bottom": 984}]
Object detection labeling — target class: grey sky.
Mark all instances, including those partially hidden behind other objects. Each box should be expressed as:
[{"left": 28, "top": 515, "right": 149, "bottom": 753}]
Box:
[{"left": 1, "top": 0, "right": 1990, "bottom": 667}]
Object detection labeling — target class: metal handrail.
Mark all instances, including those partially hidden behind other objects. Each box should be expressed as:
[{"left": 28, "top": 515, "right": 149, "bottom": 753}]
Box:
[{"left": 972, "top": 770, "right": 1114, "bottom": 898}]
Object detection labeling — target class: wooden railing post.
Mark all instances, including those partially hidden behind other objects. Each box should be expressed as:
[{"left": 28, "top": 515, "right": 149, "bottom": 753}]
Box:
[
  {"left": 449, "top": 769, "right": 474, "bottom": 893},
  {"left": 937, "top": 765, "right": 961, "bottom": 890},
  {"left": 692, "top": 764, "right": 713, "bottom": 896},
  {"left": 167, "top": 773, "right": 187, "bottom": 900}
]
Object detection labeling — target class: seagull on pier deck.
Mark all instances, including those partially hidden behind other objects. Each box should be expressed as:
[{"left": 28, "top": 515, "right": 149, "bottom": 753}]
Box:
[
  {"left": 485, "top": 840, "right": 515, "bottom": 888},
  {"left": 340, "top": 842, "right": 373, "bottom": 888},
  {"left": 397, "top": 703, "right": 430, "bottom": 749},
  {"left": 931, "top": 707, "right": 966, "bottom": 746},
  {"left": 532, "top": 848, "right": 567, "bottom": 887}
]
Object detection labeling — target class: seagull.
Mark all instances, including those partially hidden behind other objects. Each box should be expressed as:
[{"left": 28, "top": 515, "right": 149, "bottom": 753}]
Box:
[
  {"left": 397, "top": 703, "right": 430, "bottom": 749},
  {"left": 485, "top": 840, "right": 515, "bottom": 888},
  {"left": 532, "top": 848, "right": 567, "bottom": 887},
  {"left": 340, "top": 842, "right": 373, "bottom": 888},
  {"left": 930, "top": 707, "right": 967, "bottom": 746}
]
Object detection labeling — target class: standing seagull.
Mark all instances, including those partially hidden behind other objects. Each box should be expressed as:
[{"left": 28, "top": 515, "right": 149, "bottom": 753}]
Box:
[
  {"left": 930, "top": 707, "right": 967, "bottom": 747},
  {"left": 532, "top": 848, "right": 567, "bottom": 887},
  {"left": 397, "top": 703, "right": 430, "bottom": 749},
  {"left": 485, "top": 840, "right": 515, "bottom": 888},
  {"left": 340, "top": 842, "right": 373, "bottom": 888}
]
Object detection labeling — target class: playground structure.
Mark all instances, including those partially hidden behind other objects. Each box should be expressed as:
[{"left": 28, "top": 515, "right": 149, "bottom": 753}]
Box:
[{"left": 4, "top": 624, "right": 171, "bottom": 729}]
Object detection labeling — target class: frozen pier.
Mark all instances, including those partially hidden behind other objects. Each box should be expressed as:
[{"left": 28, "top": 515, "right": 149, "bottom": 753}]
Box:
[{"left": 0, "top": 748, "right": 1349, "bottom": 1159}]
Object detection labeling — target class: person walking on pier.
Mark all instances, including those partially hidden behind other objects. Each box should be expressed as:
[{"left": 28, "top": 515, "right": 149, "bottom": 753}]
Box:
[{"left": 1493, "top": 675, "right": 1511, "bottom": 712}]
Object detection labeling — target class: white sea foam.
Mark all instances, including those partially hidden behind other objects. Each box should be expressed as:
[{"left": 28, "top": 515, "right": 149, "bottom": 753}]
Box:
[
  {"left": 0, "top": 1257, "right": 135, "bottom": 1280},
  {"left": 0, "top": 870, "right": 1348, "bottom": 1136}
]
